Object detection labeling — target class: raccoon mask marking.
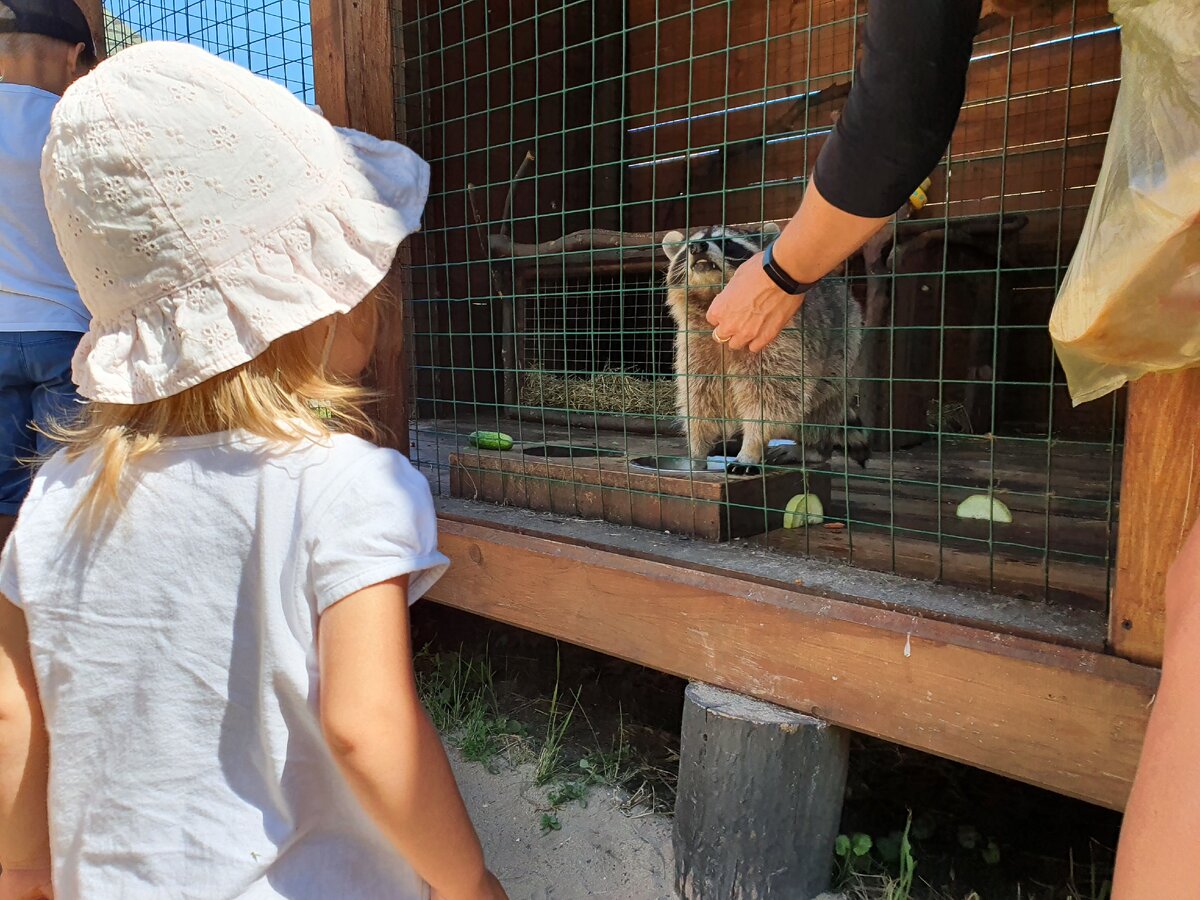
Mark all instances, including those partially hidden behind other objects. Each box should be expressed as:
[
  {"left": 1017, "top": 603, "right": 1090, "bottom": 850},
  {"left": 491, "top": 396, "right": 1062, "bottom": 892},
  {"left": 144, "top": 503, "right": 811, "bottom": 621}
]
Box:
[{"left": 661, "top": 223, "right": 780, "bottom": 307}]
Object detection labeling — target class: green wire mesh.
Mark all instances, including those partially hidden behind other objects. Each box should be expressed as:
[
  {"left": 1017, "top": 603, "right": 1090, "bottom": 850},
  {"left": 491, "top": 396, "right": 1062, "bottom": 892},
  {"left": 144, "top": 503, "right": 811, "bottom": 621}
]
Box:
[
  {"left": 398, "top": 0, "right": 1123, "bottom": 617},
  {"left": 102, "top": 0, "right": 315, "bottom": 102}
]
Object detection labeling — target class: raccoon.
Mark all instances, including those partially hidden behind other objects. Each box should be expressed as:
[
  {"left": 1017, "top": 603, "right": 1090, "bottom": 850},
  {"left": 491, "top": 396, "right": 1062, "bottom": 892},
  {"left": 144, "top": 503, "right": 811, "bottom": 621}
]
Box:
[{"left": 662, "top": 223, "right": 869, "bottom": 471}]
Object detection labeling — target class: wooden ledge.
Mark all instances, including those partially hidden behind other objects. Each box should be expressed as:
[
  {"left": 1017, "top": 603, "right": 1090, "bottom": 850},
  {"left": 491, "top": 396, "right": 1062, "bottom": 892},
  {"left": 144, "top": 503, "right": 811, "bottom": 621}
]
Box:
[{"left": 428, "top": 515, "right": 1158, "bottom": 811}]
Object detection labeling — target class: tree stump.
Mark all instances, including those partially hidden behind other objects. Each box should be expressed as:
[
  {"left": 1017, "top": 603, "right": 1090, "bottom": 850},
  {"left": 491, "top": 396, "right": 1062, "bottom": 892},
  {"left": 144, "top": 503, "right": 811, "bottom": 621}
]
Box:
[{"left": 674, "top": 682, "right": 850, "bottom": 900}]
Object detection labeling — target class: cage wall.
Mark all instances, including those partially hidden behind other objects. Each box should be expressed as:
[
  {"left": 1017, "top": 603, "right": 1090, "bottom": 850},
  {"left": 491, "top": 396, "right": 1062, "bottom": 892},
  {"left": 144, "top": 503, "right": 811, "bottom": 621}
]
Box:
[{"left": 407, "top": 1, "right": 1125, "bottom": 632}]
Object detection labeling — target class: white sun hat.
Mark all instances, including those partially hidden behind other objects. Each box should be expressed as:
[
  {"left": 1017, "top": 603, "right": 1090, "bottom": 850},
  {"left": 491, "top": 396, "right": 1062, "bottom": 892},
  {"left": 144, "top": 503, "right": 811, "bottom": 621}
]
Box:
[{"left": 41, "top": 40, "right": 431, "bottom": 404}]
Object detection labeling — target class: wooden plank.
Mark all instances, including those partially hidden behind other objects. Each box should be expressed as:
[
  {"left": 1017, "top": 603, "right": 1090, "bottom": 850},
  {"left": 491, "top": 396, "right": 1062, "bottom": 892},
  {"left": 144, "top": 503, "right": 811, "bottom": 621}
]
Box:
[
  {"left": 312, "top": 0, "right": 409, "bottom": 450},
  {"left": 428, "top": 518, "right": 1158, "bottom": 811},
  {"left": 1112, "top": 369, "right": 1200, "bottom": 666},
  {"left": 75, "top": 0, "right": 107, "bottom": 60}
]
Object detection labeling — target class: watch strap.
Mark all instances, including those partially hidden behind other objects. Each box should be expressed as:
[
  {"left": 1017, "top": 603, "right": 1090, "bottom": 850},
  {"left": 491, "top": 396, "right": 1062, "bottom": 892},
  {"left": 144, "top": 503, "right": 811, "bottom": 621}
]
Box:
[{"left": 762, "top": 242, "right": 819, "bottom": 296}]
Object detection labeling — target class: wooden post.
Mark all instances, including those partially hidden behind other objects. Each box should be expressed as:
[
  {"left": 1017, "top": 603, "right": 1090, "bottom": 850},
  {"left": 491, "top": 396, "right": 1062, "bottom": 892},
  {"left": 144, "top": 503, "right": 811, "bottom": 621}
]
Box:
[
  {"left": 1111, "top": 369, "right": 1200, "bottom": 666},
  {"left": 311, "top": 0, "right": 411, "bottom": 452},
  {"left": 674, "top": 682, "right": 850, "bottom": 900},
  {"left": 74, "top": 0, "right": 107, "bottom": 61}
]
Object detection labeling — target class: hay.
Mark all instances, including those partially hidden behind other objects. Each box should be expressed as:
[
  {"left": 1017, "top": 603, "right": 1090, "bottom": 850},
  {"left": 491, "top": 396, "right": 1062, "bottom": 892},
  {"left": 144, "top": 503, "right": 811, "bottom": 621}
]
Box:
[{"left": 519, "top": 370, "right": 676, "bottom": 418}]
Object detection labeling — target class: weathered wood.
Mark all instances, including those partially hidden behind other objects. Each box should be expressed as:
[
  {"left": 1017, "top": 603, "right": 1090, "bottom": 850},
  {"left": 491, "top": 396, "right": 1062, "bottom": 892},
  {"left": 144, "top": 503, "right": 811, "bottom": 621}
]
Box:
[
  {"left": 312, "top": 0, "right": 409, "bottom": 450},
  {"left": 75, "top": 0, "right": 106, "bottom": 60},
  {"left": 1112, "top": 369, "right": 1200, "bottom": 666},
  {"left": 426, "top": 518, "right": 1158, "bottom": 810},
  {"left": 675, "top": 683, "right": 849, "bottom": 900},
  {"left": 450, "top": 444, "right": 830, "bottom": 542}
]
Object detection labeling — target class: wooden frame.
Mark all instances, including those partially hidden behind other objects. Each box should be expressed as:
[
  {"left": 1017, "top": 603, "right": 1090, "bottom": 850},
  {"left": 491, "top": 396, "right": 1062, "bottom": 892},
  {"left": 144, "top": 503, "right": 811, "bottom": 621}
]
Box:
[
  {"left": 312, "top": 0, "right": 411, "bottom": 451},
  {"left": 75, "top": 0, "right": 107, "bottom": 61},
  {"left": 1111, "top": 369, "right": 1200, "bottom": 666}
]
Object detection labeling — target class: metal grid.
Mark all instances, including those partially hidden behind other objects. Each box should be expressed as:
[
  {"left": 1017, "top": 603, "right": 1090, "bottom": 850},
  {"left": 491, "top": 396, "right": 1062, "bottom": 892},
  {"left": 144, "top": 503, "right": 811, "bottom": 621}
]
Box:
[
  {"left": 102, "top": 0, "right": 314, "bottom": 102},
  {"left": 410, "top": 0, "right": 1123, "bottom": 615}
]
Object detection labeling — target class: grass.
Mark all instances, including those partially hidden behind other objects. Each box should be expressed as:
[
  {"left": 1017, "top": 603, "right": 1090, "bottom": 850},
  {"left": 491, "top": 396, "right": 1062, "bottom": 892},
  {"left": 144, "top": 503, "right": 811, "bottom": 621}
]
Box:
[
  {"left": 831, "top": 813, "right": 1114, "bottom": 900},
  {"left": 414, "top": 642, "right": 676, "bottom": 821},
  {"left": 534, "top": 653, "right": 578, "bottom": 786},
  {"left": 415, "top": 647, "right": 526, "bottom": 769}
]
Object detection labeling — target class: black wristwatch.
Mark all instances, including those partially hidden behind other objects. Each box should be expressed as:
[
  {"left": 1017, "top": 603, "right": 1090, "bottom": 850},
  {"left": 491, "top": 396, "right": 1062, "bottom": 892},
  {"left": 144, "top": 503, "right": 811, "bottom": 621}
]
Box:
[{"left": 762, "top": 242, "right": 819, "bottom": 296}]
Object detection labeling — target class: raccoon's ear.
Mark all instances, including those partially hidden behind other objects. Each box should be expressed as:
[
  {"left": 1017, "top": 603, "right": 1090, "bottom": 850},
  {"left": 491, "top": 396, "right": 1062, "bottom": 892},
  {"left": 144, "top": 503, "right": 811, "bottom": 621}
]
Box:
[
  {"left": 761, "top": 221, "right": 782, "bottom": 243},
  {"left": 662, "top": 230, "right": 686, "bottom": 260}
]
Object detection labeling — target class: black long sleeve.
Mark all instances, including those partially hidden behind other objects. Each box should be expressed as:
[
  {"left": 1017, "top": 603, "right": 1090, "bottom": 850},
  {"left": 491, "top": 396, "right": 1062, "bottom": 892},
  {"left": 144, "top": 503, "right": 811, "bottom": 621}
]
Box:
[{"left": 812, "top": 0, "right": 983, "bottom": 218}]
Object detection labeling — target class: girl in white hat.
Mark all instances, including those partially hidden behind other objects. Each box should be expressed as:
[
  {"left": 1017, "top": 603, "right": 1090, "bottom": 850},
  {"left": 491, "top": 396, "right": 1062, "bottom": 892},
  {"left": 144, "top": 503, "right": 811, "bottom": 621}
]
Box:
[{"left": 0, "top": 41, "right": 506, "bottom": 900}]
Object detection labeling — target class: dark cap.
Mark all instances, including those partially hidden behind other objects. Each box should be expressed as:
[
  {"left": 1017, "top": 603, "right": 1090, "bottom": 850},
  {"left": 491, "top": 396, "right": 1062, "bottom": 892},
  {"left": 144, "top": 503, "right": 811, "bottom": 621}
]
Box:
[{"left": 0, "top": 0, "right": 98, "bottom": 61}]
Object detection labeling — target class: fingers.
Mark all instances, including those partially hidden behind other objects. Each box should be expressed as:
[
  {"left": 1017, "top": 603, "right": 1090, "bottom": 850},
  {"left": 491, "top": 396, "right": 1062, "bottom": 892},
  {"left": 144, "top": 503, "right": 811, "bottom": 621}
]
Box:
[{"left": 726, "top": 330, "right": 751, "bottom": 352}]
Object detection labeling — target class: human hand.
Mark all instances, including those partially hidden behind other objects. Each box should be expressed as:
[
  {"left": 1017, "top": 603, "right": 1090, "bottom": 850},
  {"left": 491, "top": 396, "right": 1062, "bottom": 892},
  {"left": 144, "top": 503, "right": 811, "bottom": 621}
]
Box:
[
  {"left": 0, "top": 867, "right": 53, "bottom": 900},
  {"left": 705, "top": 252, "right": 803, "bottom": 352},
  {"left": 431, "top": 870, "right": 508, "bottom": 900}
]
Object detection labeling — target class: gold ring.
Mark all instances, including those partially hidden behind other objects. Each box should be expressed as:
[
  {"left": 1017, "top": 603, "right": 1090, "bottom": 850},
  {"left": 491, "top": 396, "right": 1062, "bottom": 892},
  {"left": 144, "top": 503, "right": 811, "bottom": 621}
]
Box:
[{"left": 713, "top": 330, "right": 731, "bottom": 344}]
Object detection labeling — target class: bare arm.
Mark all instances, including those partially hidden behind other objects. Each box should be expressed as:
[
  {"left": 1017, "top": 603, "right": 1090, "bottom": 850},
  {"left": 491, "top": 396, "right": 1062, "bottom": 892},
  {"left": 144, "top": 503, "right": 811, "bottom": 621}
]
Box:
[
  {"left": 707, "top": 181, "right": 891, "bottom": 352},
  {"left": 0, "top": 594, "right": 52, "bottom": 897},
  {"left": 318, "top": 577, "right": 505, "bottom": 900}
]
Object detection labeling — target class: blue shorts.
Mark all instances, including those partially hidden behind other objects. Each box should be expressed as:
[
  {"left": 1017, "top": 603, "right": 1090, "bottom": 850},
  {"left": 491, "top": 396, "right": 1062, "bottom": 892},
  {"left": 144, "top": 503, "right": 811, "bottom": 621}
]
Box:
[{"left": 0, "top": 331, "right": 83, "bottom": 516}]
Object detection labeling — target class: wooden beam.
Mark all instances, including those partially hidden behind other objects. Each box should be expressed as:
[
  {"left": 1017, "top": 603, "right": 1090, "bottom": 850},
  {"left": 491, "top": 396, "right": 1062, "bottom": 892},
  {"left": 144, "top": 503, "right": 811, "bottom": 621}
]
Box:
[
  {"left": 73, "top": 0, "right": 107, "bottom": 61},
  {"left": 311, "top": 0, "right": 410, "bottom": 451},
  {"left": 428, "top": 517, "right": 1159, "bottom": 811},
  {"left": 1112, "top": 369, "right": 1200, "bottom": 666}
]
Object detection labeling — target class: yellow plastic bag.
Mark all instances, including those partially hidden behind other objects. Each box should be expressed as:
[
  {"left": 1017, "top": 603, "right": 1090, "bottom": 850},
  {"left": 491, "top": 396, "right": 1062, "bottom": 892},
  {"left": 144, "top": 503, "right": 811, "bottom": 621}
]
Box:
[{"left": 1049, "top": 0, "right": 1200, "bottom": 405}]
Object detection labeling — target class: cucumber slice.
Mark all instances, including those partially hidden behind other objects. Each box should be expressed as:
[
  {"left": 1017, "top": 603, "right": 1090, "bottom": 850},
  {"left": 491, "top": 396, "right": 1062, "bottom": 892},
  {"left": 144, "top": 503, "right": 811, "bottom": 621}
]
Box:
[
  {"left": 956, "top": 494, "right": 1012, "bottom": 524},
  {"left": 783, "top": 493, "right": 824, "bottom": 528}
]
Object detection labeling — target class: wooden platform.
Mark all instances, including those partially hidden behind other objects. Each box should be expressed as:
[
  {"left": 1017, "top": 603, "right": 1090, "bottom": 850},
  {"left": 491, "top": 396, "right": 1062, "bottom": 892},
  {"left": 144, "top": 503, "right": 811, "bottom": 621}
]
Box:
[
  {"left": 426, "top": 510, "right": 1156, "bottom": 811},
  {"left": 415, "top": 417, "right": 1119, "bottom": 610}
]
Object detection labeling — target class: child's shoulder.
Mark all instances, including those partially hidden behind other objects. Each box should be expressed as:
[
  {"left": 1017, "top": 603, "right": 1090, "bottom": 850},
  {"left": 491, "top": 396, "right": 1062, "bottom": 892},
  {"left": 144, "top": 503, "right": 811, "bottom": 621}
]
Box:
[
  {"left": 301, "top": 433, "right": 429, "bottom": 511},
  {"left": 309, "top": 433, "right": 413, "bottom": 479},
  {"left": 24, "top": 448, "right": 94, "bottom": 503}
]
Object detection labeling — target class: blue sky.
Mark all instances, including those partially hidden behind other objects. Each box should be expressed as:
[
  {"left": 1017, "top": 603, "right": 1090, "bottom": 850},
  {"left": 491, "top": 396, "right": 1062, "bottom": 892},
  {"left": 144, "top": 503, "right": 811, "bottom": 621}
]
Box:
[{"left": 104, "top": 0, "right": 315, "bottom": 102}]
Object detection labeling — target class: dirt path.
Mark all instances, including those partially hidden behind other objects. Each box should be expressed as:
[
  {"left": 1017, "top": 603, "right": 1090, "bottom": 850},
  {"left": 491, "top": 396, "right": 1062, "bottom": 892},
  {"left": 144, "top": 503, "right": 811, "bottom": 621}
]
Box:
[{"left": 449, "top": 747, "right": 676, "bottom": 900}]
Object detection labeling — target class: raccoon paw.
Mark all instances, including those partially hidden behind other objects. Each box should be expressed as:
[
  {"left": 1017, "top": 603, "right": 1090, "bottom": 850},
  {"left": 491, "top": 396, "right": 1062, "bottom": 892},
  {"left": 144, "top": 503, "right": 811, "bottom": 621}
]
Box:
[
  {"left": 726, "top": 462, "right": 762, "bottom": 476},
  {"left": 845, "top": 429, "right": 871, "bottom": 468}
]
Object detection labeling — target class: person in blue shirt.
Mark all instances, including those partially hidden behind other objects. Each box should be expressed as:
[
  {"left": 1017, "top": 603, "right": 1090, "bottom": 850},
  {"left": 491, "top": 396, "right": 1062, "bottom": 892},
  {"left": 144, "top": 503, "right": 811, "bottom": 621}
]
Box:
[{"left": 0, "top": 0, "right": 96, "bottom": 546}]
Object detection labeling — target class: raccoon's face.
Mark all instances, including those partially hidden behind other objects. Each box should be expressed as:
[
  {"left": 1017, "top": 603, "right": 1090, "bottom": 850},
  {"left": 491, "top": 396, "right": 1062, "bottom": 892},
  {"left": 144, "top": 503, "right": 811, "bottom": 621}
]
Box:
[{"left": 662, "top": 223, "right": 781, "bottom": 300}]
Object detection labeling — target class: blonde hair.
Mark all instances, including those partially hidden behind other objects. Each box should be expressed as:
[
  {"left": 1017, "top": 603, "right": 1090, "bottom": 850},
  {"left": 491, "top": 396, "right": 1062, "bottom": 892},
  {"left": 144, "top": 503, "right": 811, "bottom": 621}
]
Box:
[{"left": 54, "top": 295, "right": 383, "bottom": 529}]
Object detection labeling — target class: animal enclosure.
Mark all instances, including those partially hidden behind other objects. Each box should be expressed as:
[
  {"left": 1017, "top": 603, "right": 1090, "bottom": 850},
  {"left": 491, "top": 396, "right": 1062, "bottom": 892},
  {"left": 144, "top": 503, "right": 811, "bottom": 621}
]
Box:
[
  {"left": 398, "top": 0, "right": 1125, "bottom": 643},
  {"left": 83, "top": 0, "right": 1195, "bottom": 809}
]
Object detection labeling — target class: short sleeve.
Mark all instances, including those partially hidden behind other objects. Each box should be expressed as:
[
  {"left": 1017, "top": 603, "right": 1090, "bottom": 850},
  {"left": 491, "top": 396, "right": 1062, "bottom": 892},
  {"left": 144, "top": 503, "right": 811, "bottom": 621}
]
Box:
[
  {"left": 308, "top": 446, "right": 449, "bottom": 615},
  {"left": 0, "top": 535, "right": 21, "bottom": 608}
]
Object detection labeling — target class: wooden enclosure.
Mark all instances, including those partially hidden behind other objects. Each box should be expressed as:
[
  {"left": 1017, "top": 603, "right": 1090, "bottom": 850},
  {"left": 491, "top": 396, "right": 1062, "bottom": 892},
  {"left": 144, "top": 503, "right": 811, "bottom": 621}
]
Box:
[
  {"left": 249, "top": 0, "right": 1195, "bottom": 810},
  {"left": 79, "top": 0, "right": 1199, "bottom": 817}
]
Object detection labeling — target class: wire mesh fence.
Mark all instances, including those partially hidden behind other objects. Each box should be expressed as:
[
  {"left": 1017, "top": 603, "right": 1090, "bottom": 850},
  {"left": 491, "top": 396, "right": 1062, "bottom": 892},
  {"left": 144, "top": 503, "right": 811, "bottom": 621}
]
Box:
[
  {"left": 102, "top": 0, "right": 314, "bottom": 102},
  {"left": 399, "top": 0, "right": 1123, "bottom": 623}
]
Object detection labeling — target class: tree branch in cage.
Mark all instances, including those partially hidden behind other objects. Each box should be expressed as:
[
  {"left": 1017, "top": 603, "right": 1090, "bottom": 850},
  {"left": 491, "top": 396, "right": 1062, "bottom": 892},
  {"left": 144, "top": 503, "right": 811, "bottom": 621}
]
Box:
[
  {"left": 487, "top": 228, "right": 668, "bottom": 261},
  {"left": 499, "top": 151, "right": 535, "bottom": 239}
]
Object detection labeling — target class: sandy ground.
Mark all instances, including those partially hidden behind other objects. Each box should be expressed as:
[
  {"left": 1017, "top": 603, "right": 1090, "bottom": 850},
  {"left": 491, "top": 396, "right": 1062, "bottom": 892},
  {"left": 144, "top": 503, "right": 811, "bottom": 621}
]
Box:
[{"left": 449, "top": 747, "right": 676, "bottom": 900}]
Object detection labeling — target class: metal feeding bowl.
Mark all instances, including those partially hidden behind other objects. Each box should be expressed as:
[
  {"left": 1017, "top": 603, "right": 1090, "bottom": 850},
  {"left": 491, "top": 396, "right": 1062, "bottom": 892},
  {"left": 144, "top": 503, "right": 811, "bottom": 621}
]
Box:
[
  {"left": 522, "top": 444, "right": 625, "bottom": 460},
  {"left": 628, "top": 455, "right": 712, "bottom": 473}
]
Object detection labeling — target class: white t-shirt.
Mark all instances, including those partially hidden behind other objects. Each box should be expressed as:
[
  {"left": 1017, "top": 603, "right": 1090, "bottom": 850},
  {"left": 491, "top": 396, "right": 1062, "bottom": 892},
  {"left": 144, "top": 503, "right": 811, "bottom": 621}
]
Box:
[
  {"left": 0, "top": 83, "right": 89, "bottom": 332},
  {"left": 0, "top": 431, "right": 449, "bottom": 899}
]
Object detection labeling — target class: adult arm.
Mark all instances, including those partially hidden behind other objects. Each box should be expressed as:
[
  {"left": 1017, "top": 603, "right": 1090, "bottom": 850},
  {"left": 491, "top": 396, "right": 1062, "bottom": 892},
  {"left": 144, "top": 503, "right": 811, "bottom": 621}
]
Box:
[{"left": 708, "top": 0, "right": 983, "bottom": 352}]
